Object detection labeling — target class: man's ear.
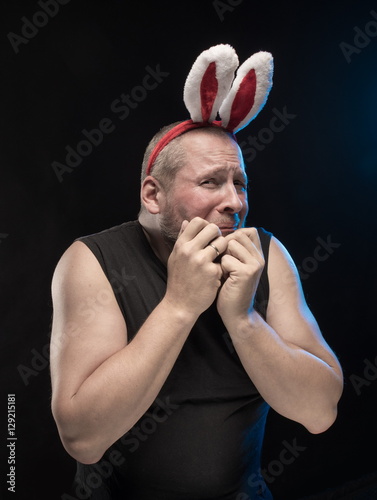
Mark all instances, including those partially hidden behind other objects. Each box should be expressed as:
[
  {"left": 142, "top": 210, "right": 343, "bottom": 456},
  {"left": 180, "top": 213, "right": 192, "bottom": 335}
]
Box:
[{"left": 141, "top": 176, "right": 164, "bottom": 214}]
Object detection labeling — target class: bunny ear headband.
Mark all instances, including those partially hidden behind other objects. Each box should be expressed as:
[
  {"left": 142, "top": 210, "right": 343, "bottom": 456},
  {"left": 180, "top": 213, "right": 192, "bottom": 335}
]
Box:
[{"left": 146, "top": 44, "right": 273, "bottom": 175}]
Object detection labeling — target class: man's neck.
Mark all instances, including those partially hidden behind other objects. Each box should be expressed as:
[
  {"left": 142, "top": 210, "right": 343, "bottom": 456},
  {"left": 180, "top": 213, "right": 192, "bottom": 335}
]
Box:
[{"left": 138, "top": 211, "right": 172, "bottom": 265}]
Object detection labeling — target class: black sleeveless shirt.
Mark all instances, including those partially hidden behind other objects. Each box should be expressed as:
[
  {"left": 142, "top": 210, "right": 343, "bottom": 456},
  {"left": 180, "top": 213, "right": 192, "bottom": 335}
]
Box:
[{"left": 74, "top": 221, "right": 273, "bottom": 500}]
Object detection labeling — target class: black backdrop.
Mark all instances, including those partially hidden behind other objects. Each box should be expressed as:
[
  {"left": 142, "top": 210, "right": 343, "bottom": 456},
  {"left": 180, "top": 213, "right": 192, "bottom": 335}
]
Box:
[{"left": 1, "top": 1, "right": 377, "bottom": 499}]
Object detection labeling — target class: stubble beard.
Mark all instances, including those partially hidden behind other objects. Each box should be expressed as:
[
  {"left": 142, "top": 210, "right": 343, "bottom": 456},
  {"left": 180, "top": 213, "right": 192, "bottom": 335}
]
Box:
[
  {"left": 159, "top": 205, "right": 183, "bottom": 248},
  {"left": 159, "top": 207, "right": 244, "bottom": 246}
]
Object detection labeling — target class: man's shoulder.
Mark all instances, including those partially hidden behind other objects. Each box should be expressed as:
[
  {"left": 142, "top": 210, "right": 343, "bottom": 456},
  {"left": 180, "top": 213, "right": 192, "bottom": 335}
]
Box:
[{"left": 77, "top": 220, "right": 140, "bottom": 243}]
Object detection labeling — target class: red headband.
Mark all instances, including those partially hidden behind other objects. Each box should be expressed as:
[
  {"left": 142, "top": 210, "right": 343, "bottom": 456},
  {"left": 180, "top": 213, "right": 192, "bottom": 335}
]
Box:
[
  {"left": 146, "top": 120, "right": 235, "bottom": 176},
  {"left": 146, "top": 44, "right": 273, "bottom": 176}
]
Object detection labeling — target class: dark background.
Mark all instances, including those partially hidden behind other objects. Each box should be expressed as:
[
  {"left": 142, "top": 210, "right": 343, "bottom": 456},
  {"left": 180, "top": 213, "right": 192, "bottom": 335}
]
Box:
[{"left": 1, "top": 1, "right": 377, "bottom": 499}]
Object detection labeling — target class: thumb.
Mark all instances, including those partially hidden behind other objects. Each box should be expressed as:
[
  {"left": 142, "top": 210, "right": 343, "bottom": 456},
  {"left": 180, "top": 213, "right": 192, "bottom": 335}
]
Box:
[{"left": 178, "top": 219, "right": 189, "bottom": 237}]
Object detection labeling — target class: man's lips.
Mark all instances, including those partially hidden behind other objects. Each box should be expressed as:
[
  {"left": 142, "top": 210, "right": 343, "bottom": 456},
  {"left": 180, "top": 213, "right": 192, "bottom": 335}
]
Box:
[
  {"left": 208, "top": 218, "right": 241, "bottom": 234},
  {"left": 218, "top": 225, "right": 238, "bottom": 234}
]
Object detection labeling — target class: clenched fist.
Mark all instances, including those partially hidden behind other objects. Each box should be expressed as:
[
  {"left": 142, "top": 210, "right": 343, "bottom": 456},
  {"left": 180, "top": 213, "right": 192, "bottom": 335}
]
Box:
[
  {"left": 216, "top": 228, "right": 265, "bottom": 325},
  {"left": 165, "top": 218, "right": 227, "bottom": 318}
]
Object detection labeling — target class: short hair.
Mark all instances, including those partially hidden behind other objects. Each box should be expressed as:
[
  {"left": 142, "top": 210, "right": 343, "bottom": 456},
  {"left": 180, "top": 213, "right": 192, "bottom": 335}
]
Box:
[
  {"left": 140, "top": 122, "right": 235, "bottom": 189},
  {"left": 140, "top": 121, "right": 186, "bottom": 190}
]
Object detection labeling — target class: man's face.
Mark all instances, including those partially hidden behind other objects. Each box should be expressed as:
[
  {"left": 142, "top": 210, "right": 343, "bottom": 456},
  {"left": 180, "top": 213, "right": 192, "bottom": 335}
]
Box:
[{"left": 158, "top": 131, "right": 249, "bottom": 243}]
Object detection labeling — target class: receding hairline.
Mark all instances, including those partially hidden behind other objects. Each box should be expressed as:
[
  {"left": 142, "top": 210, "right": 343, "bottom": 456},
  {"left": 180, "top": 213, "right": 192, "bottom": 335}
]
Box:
[
  {"left": 141, "top": 122, "right": 239, "bottom": 184},
  {"left": 178, "top": 126, "right": 240, "bottom": 152}
]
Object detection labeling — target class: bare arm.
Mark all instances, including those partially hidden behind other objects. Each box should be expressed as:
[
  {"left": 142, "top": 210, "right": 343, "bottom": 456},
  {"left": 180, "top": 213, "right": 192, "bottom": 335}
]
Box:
[
  {"left": 50, "top": 219, "right": 227, "bottom": 464},
  {"left": 217, "top": 230, "right": 343, "bottom": 433}
]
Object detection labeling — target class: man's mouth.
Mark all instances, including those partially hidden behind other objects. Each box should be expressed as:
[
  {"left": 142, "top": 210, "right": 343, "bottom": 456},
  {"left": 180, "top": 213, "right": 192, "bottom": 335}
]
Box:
[
  {"left": 217, "top": 224, "right": 238, "bottom": 235},
  {"left": 205, "top": 216, "right": 241, "bottom": 235}
]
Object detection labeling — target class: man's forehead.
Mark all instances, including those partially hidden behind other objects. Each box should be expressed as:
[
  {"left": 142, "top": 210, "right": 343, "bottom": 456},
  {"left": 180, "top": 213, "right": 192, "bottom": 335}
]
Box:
[
  {"left": 196, "top": 162, "right": 247, "bottom": 177},
  {"left": 181, "top": 129, "right": 237, "bottom": 150},
  {"left": 176, "top": 159, "right": 247, "bottom": 184},
  {"left": 181, "top": 132, "right": 244, "bottom": 164}
]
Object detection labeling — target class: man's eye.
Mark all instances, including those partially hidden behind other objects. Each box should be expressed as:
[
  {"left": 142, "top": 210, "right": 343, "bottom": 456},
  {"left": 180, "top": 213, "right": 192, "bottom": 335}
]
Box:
[
  {"left": 201, "top": 179, "right": 216, "bottom": 185},
  {"left": 234, "top": 180, "right": 247, "bottom": 189}
]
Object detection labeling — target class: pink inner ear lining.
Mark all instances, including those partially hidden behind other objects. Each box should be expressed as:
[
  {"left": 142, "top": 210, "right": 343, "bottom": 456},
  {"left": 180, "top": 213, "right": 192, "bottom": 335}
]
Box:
[
  {"left": 200, "top": 62, "right": 218, "bottom": 122},
  {"left": 225, "top": 69, "right": 257, "bottom": 132}
]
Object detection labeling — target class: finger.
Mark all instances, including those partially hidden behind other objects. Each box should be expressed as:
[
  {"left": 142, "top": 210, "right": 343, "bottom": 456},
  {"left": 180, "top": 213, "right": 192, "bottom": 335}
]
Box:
[
  {"left": 225, "top": 233, "right": 254, "bottom": 256},
  {"left": 226, "top": 239, "right": 254, "bottom": 263},
  {"left": 206, "top": 236, "right": 227, "bottom": 260},
  {"left": 234, "top": 227, "right": 263, "bottom": 255},
  {"left": 225, "top": 230, "right": 263, "bottom": 260},
  {"left": 177, "top": 217, "right": 210, "bottom": 244},
  {"left": 182, "top": 219, "right": 222, "bottom": 250},
  {"left": 178, "top": 220, "right": 189, "bottom": 238},
  {"left": 226, "top": 238, "right": 264, "bottom": 266}
]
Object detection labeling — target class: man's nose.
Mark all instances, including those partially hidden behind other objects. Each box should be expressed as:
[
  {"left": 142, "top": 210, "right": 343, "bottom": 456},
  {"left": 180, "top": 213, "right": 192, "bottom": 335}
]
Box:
[{"left": 218, "top": 183, "right": 244, "bottom": 213}]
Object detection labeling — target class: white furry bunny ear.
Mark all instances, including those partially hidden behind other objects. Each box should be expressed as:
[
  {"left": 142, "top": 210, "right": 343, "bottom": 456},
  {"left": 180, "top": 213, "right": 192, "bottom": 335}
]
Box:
[
  {"left": 183, "top": 44, "right": 239, "bottom": 123},
  {"left": 219, "top": 51, "right": 273, "bottom": 133},
  {"left": 146, "top": 45, "right": 273, "bottom": 175}
]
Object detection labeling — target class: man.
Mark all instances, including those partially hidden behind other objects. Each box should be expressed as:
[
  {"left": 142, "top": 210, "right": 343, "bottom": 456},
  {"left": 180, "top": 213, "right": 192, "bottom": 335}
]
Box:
[{"left": 50, "top": 123, "right": 343, "bottom": 499}]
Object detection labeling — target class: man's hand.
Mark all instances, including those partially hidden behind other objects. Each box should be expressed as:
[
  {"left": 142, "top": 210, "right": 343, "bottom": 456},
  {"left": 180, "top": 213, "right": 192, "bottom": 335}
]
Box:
[
  {"left": 165, "top": 217, "right": 227, "bottom": 318},
  {"left": 215, "top": 232, "right": 343, "bottom": 434},
  {"left": 217, "top": 228, "right": 265, "bottom": 324}
]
